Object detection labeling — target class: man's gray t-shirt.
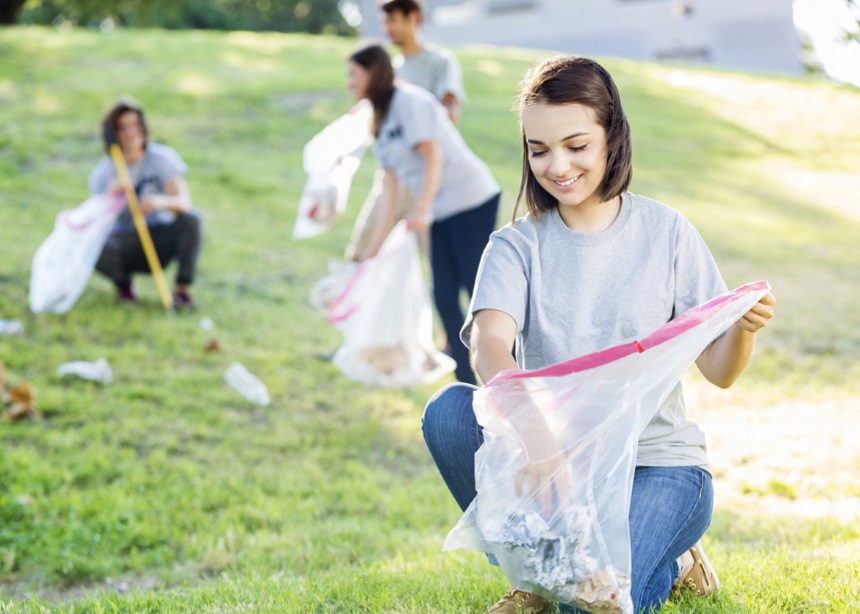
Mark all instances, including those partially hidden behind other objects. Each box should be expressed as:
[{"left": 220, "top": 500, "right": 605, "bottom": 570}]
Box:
[
  {"left": 88, "top": 142, "right": 188, "bottom": 233},
  {"left": 462, "top": 192, "right": 728, "bottom": 469},
  {"left": 394, "top": 43, "right": 465, "bottom": 104},
  {"left": 374, "top": 84, "right": 498, "bottom": 222}
]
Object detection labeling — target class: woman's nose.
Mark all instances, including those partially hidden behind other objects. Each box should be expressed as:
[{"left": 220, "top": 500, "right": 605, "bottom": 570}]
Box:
[{"left": 549, "top": 152, "right": 570, "bottom": 177}]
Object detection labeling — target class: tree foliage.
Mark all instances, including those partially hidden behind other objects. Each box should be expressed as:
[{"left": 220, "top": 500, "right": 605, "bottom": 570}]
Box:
[
  {"left": 842, "top": 0, "right": 860, "bottom": 44},
  {"left": 0, "top": 0, "right": 29, "bottom": 24},
  {"left": 9, "top": 0, "right": 356, "bottom": 34}
]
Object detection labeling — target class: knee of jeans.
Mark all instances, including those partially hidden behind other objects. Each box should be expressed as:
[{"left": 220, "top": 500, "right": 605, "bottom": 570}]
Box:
[
  {"left": 422, "top": 383, "right": 476, "bottom": 439},
  {"left": 177, "top": 210, "right": 203, "bottom": 233}
]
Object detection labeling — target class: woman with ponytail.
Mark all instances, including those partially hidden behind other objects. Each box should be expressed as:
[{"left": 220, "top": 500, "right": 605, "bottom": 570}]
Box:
[
  {"left": 347, "top": 44, "right": 501, "bottom": 385},
  {"left": 422, "top": 56, "right": 775, "bottom": 613}
]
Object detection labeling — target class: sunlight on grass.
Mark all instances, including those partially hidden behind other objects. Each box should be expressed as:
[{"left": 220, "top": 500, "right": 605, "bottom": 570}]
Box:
[
  {"left": 32, "top": 90, "right": 62, "bottom": 115},
  {"left": 0, "top": 81, "right": 17, "bottom": 102},
  {"left": 760, "top": 159, "right": 860, "bottom": 221},
  {"left": 220, "top": 51, "right": 282, "bottom": 73},
  {"left": 476, "top": 58, "right": 505, "bottom": 77},
  {"left": 173, "top": 73, "right": 221, "bottom": 97}
]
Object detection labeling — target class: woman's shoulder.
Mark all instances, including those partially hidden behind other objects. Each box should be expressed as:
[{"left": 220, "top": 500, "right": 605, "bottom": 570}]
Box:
[
  {"left": 146, "top": 142, "right": 182, "bottom": 160},
  {"left": 394, "top": 82, "right": 440, "bottom": 109},
  {"left": 490, "top": 211, "right": 548, "bottom": 249},
  {"left": 628, "top": 192, "right": 681, "bottom": 216},
  {"left": 146, "top": 142, "right": 188, "bottom": 173},
  {"left": 627, "top": 192, "right": 692, "bottom": 230},
  {"left": 497, "top": 211, "right": 541, "bottom": 236}
]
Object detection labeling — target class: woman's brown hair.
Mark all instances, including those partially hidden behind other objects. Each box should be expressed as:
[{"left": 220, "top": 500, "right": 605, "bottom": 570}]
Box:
[
  {"left": 101, "top": 97, "right": 149, "bottom": 153},
  {"left": 349, "top": 44, "right": 396, "bottom": 137},
  {"left": 513, "top": 56, "right": 632, "bottom": 221}
]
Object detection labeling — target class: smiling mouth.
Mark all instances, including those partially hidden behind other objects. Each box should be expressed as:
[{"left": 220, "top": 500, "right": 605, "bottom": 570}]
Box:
[{"left": 553, "top": 175, "right": 581, "bottom": 188}]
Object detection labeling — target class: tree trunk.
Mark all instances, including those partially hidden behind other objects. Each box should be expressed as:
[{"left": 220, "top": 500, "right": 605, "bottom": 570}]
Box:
[{"left": 0, "top": 0, "right": 28, "bottom": 25}]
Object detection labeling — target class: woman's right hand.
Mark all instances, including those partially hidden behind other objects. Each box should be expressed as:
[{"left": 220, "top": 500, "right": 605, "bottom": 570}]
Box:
[
  {"left": 515, "top": 450, "right": 573, "bottom": 519},
  {"left": 106, "top": 178, "right": 124, "bottom": 194}
]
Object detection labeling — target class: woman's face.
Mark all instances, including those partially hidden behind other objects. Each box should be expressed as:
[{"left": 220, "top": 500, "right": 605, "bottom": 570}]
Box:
[
  {"left": 347, "top": 61, "right": 370, "bottom": 101},
  {"left": 115, "top": 110, "right": 145, "bottom": 155},
  {"left": 521, "top": 102, "right": 609, "bottom": 211}
]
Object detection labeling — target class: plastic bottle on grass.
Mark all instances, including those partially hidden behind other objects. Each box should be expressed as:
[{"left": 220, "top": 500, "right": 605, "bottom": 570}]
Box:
[
  {"left": 57, "top": 358, "right": 112, "bottom": 384},
  {"left": 224, "top": 362, "right": 270, "bottom": 407}
]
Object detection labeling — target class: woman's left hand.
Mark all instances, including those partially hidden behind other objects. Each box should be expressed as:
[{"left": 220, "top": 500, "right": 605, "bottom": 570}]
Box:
[{"left": 735, "top": 291, "right": 775, "bottom": 333}]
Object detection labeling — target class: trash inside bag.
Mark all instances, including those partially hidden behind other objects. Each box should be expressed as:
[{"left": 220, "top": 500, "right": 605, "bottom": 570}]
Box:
[
  {"left": 57, "top": 358, "right": 113, "bottom": 384},
  {"left": 327, "top": 222, "right": 456, "bottom": 388},
  {"left": 444, "top": 281, "right": 771, "bottom": 613},
  {"left": 293, "top": 100, "right": 372, "bottom": 240},
  {"left": 30, "top": 194, "right": 126, "bottom": 314}
]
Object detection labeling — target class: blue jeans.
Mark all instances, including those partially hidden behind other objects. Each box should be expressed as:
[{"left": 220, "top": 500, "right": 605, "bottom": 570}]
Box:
[
  {"left": 430, "top": 193, "right": 500, "bottom": 385},
  {"left": 422, "top": 383, "right": 714, "bottom": 614}
]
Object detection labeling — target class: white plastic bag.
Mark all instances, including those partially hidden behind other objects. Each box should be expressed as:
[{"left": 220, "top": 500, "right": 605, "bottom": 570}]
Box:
[
  {"left": 29, "top": 194, "right": 126, "bottom": 314},
  {"left": 327, "top": 221, "right": 456, "bottom": 388},
  {"left": 309, "top": 259, "right": 360, "bottom": 314},
  {"left": 292, "top": 100, "right": 373, "bottom": 240},
  {"left": 445, "top": 281, "right": 771, "bottom": 613}
]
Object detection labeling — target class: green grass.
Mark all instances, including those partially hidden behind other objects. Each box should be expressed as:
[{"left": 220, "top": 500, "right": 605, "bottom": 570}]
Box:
[{"left": 1, "top": 25, "right": 859, "bottom": 612}]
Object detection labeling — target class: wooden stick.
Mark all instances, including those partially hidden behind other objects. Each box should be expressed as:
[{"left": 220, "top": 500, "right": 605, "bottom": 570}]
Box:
[{"left": 108, "top": 143, "right": 174, "bottom": 310}]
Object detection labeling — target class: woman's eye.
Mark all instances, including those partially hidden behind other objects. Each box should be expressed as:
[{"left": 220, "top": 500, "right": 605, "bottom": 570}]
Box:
[
  {"left": 569, "top": 145, "right": 587, "bottom": 152},
  {"left": 529, "top": 150, "right": 547, "bottom": 158}
]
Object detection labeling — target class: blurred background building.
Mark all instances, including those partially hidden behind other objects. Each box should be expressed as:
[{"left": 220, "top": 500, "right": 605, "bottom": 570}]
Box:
[{"left": 358, "top": 0, "right": 803, "bottom": 75}]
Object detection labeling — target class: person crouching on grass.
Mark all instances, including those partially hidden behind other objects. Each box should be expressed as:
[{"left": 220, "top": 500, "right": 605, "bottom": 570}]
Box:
[
  {"left": 89, "top": 98, "right": 202, "bottom": 308},
  {"left": 421, "top": 55, "right": 775, "bottom": 614}
]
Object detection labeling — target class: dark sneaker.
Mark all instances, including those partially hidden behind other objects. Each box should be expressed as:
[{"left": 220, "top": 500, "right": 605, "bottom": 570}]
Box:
[
  {"left": 488, "top": 589, "right": 552, "bottom": 614},
  {"left": 672, "top": 541, "right": 721, "bottom": 597},
  {"left": 172, "top": 290, "right": 195, "bottom": 309},
  {"left": 117, "top": 283, "right": 136, "bottom": 305}
]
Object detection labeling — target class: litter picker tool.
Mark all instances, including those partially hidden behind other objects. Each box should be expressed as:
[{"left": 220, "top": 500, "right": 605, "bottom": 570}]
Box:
[{"left": 105, "top": 126, "right": 174, "bottom": 311}]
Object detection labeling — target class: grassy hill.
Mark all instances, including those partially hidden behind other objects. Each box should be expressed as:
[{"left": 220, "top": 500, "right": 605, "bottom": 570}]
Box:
[{"left": 0, "top": 26, "right": 858, "bottom": 613}]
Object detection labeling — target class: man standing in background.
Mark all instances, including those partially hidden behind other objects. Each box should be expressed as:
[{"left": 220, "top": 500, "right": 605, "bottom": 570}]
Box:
[{"left": 382, "top": 0, "right": 464, "bottom": 124}]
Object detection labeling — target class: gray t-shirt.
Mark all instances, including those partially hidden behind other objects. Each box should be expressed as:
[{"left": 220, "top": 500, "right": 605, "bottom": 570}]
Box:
[
  {"left": 88, "top": 142, "right": 188, "bottom": 233},
  {"left": 374, "top": 84, "right": 499, "bottom": 222},
  {"left": 394, "top": 43, "right": 466, "bottom": 104},
  {"left": 462, "top": 192, "right": 728, "bottom": 468}
]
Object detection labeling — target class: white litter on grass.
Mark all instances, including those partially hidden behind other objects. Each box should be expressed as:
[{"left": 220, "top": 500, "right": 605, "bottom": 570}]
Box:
[
  {"left": 199, "top": 317, "right": 214, "bottom": 331},
  {"left": 57, "top": 358, "right": 113, "bottom": 384},
  {"left": 0, "top": 320, "right": 25, "bottom": 336},
  {"left": 224, "top": 362, "right": 270, "bottom": 407}
]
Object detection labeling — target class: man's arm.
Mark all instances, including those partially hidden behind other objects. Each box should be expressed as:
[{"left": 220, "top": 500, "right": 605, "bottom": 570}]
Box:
[{"left": 439, "top": 92, "right": 461, "bottom": 124}]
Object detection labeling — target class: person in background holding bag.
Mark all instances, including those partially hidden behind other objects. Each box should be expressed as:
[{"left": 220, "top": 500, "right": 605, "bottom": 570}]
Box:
[
  {"left": 89, "top": 98, "right": 202, "bottom": 307},
  {"left": 345, "top": 0, "right": 466, "bottom": 263},
  {"left": 421, "top": 56, "right": 775, "bottom": 613},
  {"left": 347, "top": 44, "right": 501, "bottom": 386}
]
